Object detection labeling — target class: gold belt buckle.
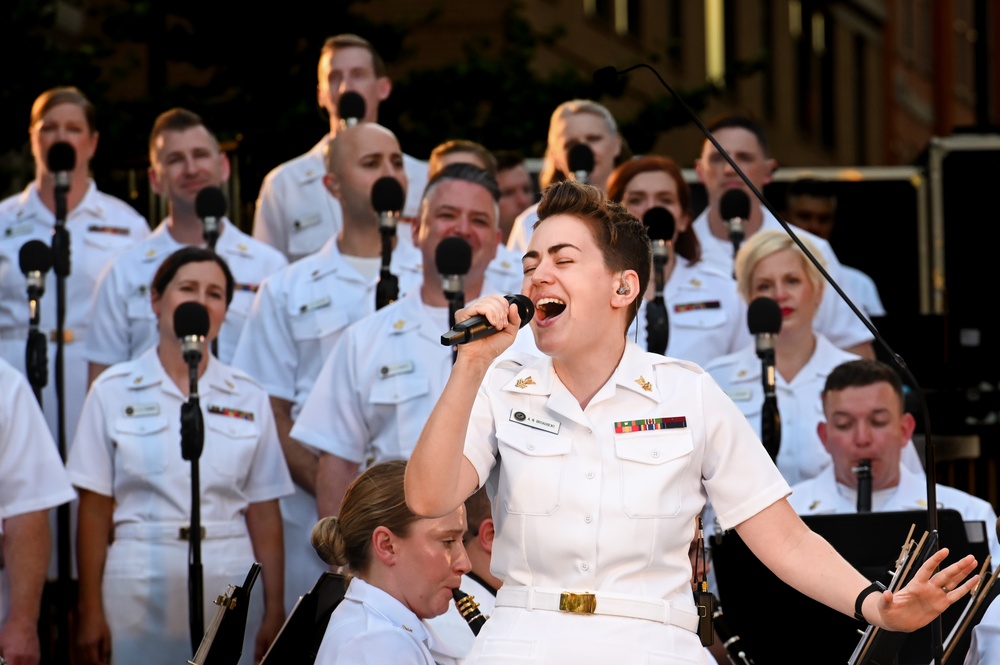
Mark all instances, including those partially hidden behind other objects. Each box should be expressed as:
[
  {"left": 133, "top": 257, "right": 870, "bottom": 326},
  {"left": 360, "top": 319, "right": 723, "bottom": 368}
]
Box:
[
  {"left": 559, "top": 592, "right": 597, "bottom": 614},
  {"left": 179, "top": 526, "right": 207, "bottom": 540},
  {"left": 49, "top": 328, "right": 75, "bottom": 344}
]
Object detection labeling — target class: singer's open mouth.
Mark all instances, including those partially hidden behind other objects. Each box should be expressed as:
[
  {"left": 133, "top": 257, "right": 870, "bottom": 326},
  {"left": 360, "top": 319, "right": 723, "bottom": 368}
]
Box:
[{"left": 535, "top": 297, "right": 566, "bottom": 321}]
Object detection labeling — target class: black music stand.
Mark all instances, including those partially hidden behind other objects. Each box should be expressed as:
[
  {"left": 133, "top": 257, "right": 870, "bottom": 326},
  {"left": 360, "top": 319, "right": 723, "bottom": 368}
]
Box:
[
  {"left": 710, "top": 510, "right": 990, "bottom": 665},
  {"left": 260, "top": 572, "right": 347, "bottom": 664}
]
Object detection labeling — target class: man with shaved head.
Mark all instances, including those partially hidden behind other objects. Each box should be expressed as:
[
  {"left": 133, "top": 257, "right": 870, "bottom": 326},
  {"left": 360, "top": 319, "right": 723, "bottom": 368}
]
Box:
[{"left": 231, "top": 121, "right": 411, "bottom": 610}]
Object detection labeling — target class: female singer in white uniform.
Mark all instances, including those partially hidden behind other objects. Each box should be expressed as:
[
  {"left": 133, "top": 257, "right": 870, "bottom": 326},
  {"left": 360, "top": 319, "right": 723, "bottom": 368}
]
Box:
[
  {"left": 311, "top": 459, "right": 471, "bottom": 664},
  {"left": 405, "top": 181, "right": 979, "bottom": 665},
  {"left": 606, "top": 155, "right": 748, "bottom": 364},
  {"left": 68, "top": 247, "right": 293, "bottom": 665}
]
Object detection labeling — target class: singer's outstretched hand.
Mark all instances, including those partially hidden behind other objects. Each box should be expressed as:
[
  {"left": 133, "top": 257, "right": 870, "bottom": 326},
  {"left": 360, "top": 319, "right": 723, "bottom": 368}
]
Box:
[{"left": 453, "top": 294, "right": 522, "bottom": 365}]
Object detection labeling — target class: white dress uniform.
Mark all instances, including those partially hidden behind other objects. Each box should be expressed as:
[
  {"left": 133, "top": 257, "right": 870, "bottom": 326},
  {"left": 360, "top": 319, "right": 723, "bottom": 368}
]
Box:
[
  {"left": 627, "top": 259, "right": 750, "bottom": 366},
  {"left": 486, "top": 243, "right": 527, "bottom": 296},
  {"left": 314, "top": 577, "right": 437, "bottom": 665},
  {"left": 692, "top": 208, "right": 873, "bottom": 350},
  {"left": 0, "top": 357, "right": 77, "bottom": 621},
  {"left": 841, "top": 264, "right": 886, "bottom": 319},
  {"left": 85, "top": 219, "right": 287, "bottom": 368},
  {"left": 0, "top": 181, "right": 149, "bottom": 444},
  {"left": 788, "top": 464, "right": 1000, "bottom": 562},
  {"left": 704, "top": 334, "right": 859, "bottom": 486},
  {"left": 229, "top": 236, "right": 419, "bottom": 612},
  {"left": 252, "top": 135, "right": 429, "bottom": 262},
  {"left": 66, "top": 348, "right": 294, "bottom": 665},
  {"left": 504, "top": 203, "right": 539, "bottom": 255},
  {"left": 424, "top": 574, "right": 497, "bottom": 665},
  {"left": 703, "top": 335, "right": 923, "bottom": 486},
  {"left": 461, "top": 343, "right": 791, "bottom": 664},
  {"left": 965, "top": 592, "right": 1000, "bottom": 665},
  {"left": 292, "top": 280, "right": 530, "bottom": 468}
]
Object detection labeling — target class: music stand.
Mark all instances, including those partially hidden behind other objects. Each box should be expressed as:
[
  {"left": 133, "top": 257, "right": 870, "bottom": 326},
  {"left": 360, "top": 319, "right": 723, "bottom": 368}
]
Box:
[
  {"left": 260, "top": 571, "right": 347, "bottom": 664},
  {"left": 711, "top": 510, "right": 988, "bottom": 665}
]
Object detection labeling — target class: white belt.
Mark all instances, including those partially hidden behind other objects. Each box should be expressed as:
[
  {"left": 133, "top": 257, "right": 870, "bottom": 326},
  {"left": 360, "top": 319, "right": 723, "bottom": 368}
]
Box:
[
  {"left": 495, "top": 586, "right": 700, "bottom": 632},
  {"left": 115, "top": 521, "right": 248, "bottom": 541}
]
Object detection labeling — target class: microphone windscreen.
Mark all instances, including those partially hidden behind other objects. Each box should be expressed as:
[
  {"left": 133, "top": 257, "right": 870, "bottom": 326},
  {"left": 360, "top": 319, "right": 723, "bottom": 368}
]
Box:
[
  {"left": 435, "top": 236, "right": 472, "bottom": 276},
  {"left": 371, "top": 176, "right": 406, "bottom": 213},
  {"left": 747, "top": 297, "right": 782, "bottom": 335},
  {"left": 567, "top": 143, "right": 595, "bottom": 175},
  {"left": 719, "top": 188, "right": 751, "bottom": 221},
  {"left": 173, "top": 301, "right": 210, "bottom": 338},
  {"left": 506, "top": 294, "right": 535, "bottom": 328},
  {"left": 47, "top": 142, "right": 76, "bottom": 173},
  {"left": 195, "top": 186, "right": 228, "bottom": 219},
  {"left": 337, "top": 91, "right": 367, "bottom": 121},
  {"left": 642, "top": 207, "right": 676, "bottom": 242},
  {"left": 592, "top": 66, "right": 620, "bottom": 92},
  {"left": 19, "top": 239, "right": 53, "bottom": 274}
]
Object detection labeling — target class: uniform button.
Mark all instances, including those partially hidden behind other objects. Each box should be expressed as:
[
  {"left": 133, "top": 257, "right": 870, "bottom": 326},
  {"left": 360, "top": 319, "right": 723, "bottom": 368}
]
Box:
[
  {"left": 581, "top": 562, "right": 590, "bottom": 571},
  {"left": 584, "top": 515, "right": 593, "bottom": 524},
  {"left": 527, "top": 443, "right": 536, "bottom": 451},
  {"left": 585, "top": 471, "right": 595, "bottom": 479},
  {"left": 652, "top": 450, "right": 660, "bottom": 458}
]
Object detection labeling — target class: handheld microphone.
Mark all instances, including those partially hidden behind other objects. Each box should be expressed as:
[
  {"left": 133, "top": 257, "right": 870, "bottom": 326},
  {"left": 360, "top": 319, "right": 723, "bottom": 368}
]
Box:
[
  {"left": 436, "top": 237, "right": 473, "bottom": 321},
  {"left": 441, "top": 294, "right": 534, "bottom": 346},
  {"left": 174, "top": 301, "right": 210, "bottom": 367},
  {"left": 337, "top": 91, "right": 366, "bottom": 128},
  {"left": 19, "top": 240, "right": 53, "bottom": 315},
  {"left": 47, "top": 142, "right": 76, "bottom": 193},
  {"left": 567, "top": 143, "right": 595, "bottom": 184},
  {"left": 371, "top": 176, "right": 406, "bottom": 234},
  {"left": 719, "top": 189, "right": 750, "bottom": 256},
  {"left": 195, "top": 186, "right": 227, "bottom": 249},
  {"left": 748, "top": 297, "right": 782, "bottom": 461}
]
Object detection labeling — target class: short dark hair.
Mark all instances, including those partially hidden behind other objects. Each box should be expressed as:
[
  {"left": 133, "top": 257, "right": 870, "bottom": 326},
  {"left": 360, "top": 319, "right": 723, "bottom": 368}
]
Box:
[
  {"left": 493, "top": 149, "right": 526, "bottom": 173},
  {"left": 31, "top": 87, "right": 96, "bottom": 133},
  {"left": 320, "top": 34, "right": 387, "bottom": 78},
  {"left": 429, "top": 140, "right": 499, "bottom": 179},
  {"left": 151, "top": 246, "right": 235, "bottom": 307},
  {"left": 149, "top": 108, "right": 219, "bottom": 159},
  {"left": 822, "top": 359, "right": 905, "bottom": 410},
  {"left": 536, "top": 180, "right": 651, "bottom": 330},
  {"left": 787, "top": 177, "right": 837, "bottom": 204},
  {"left": 705, "top": 113, "right": 770, "bottom": 156},
  {"left": 463, "top": 486, "right": 492, "bottom": 540},
  {"left": 423, "top": 162, "right": 501, "bottom": 203}
]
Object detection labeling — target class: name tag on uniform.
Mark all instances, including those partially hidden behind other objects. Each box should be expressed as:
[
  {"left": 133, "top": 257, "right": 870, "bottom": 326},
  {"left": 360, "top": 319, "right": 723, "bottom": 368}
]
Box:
[
  {"left": 725, "top": 389, "right": 753, "bottom": 402},
  {"left": 293, "top": 214, "right": 321, "bottom": 231},
  {"left": 379, "top": 360, "right": 414, "bottom": 378},
  {"left": 299, "top": 296, "right": 331, "bottom": 314},
  {"left": 509, "top": 409, "right": 560, "bottom": 435},
  {"left": 4, "top": 222, "right": 33, "bottom": 238},
  {"left": 123, "top": 403, "right": 160, "bottom": 418}
]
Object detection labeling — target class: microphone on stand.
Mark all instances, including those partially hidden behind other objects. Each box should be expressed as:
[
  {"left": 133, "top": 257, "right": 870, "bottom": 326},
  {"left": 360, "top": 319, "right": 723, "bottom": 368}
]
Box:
[
  {"left": 441, "top": 295, "right": 534, "bottom": 346},
  {"left": 195, "top": 186, "right": 227, "bottom": 250},
  {"left": 854, "top": 459, "right": 873, "bottom": 513},
  {"left": 371, "top": 176, "right": 406, "bottom": 310},
  {"left": 337, "top": 91, "right": 366, "bottom": 128},
  {"left": 642, "top": 207, "right": 675, "bottom": 355},
  {"left": 173, "top": 300, "right": 209, "bottom": 652},
  {"left": 436, "top": 237, "right": 473, "bottom": 364},
  {"left": 719, "top": 189, "right": 750, "bottom": 261},
  {"left": 20, "top": 240, "right": 53, "bottom": 400},
  {"left": 567, "top": 143, "right": 595, "bottom": 184},
  {"left": 747, "top": 297, "right": 782, "bottom": 462}
]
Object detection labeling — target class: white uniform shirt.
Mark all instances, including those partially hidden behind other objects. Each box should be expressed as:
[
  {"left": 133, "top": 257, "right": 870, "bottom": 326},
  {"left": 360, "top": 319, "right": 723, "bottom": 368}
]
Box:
[
  {"left": 0, "top": 182, "right": 149, "bottom": 441},
  {"left": 842, "top": 264, "right": 886, "bottom": 319},
  {"left": 965, "top": 591, "right": 1000, "bottom": 665},
  {"left": 628, "top": 259, "right": 750, "bottom": 366},
  {"left": 252, "top": 135, "right": 429, "bottom": 262},
  {"left": 486, "top": 243, "right": 527, "bottom": 296},
  {"left": 788, "top": 464, "right": 1000, "bottom": 562},
  {"left": 85, "top": 219, "right": 287, "bottom": 367},
  {"left": 0, "top": 357, "right": 77, "bottom": 620},
  {"left": 504, "top": 203, "right": 539, "bottom": 255},
  {"left": 292, "top": 282, "right": 528, "bottom": 466},
  {"left": 461, "top": 343, "right": 789, "bottom": 663},
  {"left": 315, "top": 577, "right": 436, "bottom": 665},
  {"left": 692, "top": 207, "right": 874, "bottom": 350},
  {"left": 425, "top": 574, "right": 497, "bottom": 665}
]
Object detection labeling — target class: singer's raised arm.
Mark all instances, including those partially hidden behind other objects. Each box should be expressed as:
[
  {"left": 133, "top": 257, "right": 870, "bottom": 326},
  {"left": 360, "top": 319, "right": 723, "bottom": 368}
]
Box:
[{"left": 404, "top": 294, "right": 521, "bottom": 518}]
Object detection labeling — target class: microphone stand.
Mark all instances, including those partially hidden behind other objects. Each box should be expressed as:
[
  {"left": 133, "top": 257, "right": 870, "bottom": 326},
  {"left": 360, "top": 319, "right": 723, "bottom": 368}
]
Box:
[
  {"left": 202, "top": 226, "right": 220, "bottom": 359},
  {"left": 26, "top": 288, "right": 48, "bottom": 405},
  {"left": 646, "top": 251, "right": 669, "bottom": 355},
  {"left": 376, "top": 225, "right": 398, "bottom": 310},
  {"left": 758, "top": 347, "right": 781, "bottom": 462},
  {"left": 180, "top": 353, "right": 206, "bottom": 654},
  {"left": 605, "top": 62, "right": 943, "bottom": 662},
  {"left": 51, "top": 175, "right": 73, "bottom": 665},
  {"left": 445, "top": 287, "right": 464, "bottom": 365}
]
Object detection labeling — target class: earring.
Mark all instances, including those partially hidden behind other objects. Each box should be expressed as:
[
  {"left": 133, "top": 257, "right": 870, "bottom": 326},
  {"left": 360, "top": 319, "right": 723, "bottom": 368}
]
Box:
[{"left": 617, "top": 282, "right": 630, "bottom": 295}]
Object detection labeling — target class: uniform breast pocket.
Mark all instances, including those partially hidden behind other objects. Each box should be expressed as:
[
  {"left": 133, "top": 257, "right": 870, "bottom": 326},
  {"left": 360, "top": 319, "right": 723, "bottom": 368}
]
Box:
[
  {"left": 496, "top": 423, "right": 572, "bottom": 516},
  {"left": 288, "top": 214, "right": 335, "bottom": 257},
  {"left": 81, "top": 232, "right": 133, "bottom": 282},
  {"left": 290, "top": 306, "right": 350, "bottom": 357},
  {"left": 114, "top": 415, "right": 171, "bottom": 476},
  {"left": 205, "top": 416, "right": 259, "bottom": 481},
  {"left": 126, "top": 292, "right": 155, "bottom": 324},
  {"left": 615, "top": 429, "right": 694, "bottom": 518}
]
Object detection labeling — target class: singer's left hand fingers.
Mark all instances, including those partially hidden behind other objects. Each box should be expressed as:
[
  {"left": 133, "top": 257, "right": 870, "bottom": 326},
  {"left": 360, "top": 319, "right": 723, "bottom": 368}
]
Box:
[{"left": 456, "top": 294, "right": 510, "bottom": 327}]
